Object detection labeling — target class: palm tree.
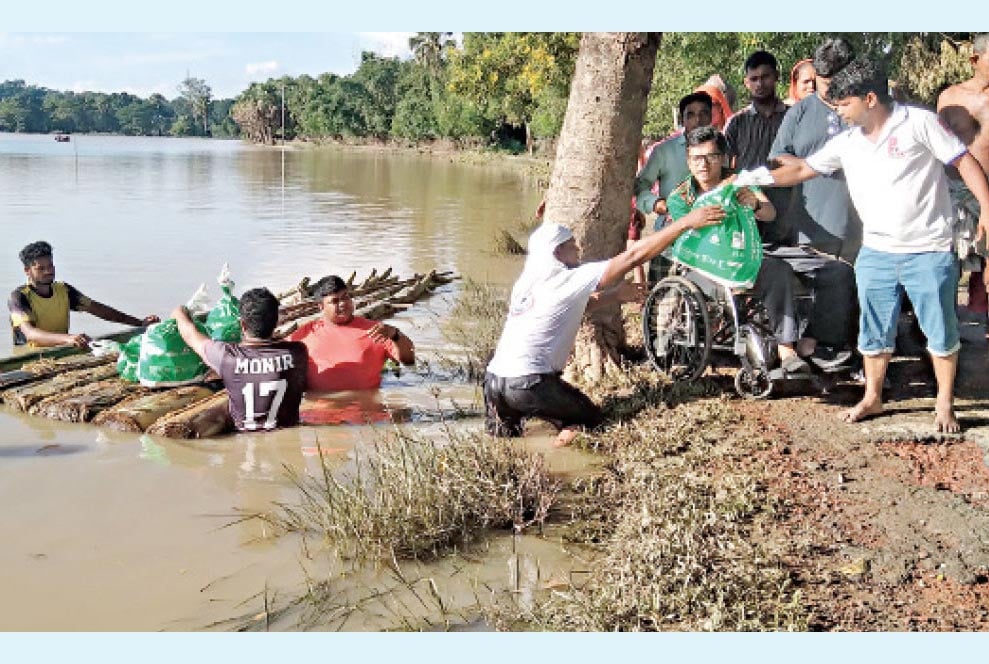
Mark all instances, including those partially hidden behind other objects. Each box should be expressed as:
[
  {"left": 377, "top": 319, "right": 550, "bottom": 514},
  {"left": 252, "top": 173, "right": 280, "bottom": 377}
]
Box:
[{"left": 409, "top": 32, "right": 453, "bottom": 76}]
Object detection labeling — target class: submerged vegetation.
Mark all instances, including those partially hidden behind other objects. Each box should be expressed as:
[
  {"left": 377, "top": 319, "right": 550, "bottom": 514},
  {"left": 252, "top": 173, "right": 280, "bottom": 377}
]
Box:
[
  {"left": 438, "top": 278, "right": 507, "bottom": 382},
  {"left": 264, "top": 427, "right": 559, "bottom": 563}
]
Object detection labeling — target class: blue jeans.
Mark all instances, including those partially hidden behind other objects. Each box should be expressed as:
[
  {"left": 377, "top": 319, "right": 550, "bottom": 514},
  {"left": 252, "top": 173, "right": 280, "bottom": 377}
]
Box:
[{"left": 854, "top": 247, "right": 960, "bottom": 357}]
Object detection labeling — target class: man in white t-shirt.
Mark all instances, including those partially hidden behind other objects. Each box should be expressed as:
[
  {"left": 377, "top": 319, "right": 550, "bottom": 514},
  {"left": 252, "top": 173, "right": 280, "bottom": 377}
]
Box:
[
  {"left": 769, "top": 59, "right": 989, "bottom": 433},
  {"left": 485, "top": 208, "right": 724, "bottom": 446}
]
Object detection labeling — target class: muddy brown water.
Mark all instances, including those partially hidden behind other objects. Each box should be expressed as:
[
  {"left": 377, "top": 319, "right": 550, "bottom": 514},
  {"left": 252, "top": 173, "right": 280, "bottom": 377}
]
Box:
[{"left": 0, "top": 134, "right": 596, "bottom": 630}]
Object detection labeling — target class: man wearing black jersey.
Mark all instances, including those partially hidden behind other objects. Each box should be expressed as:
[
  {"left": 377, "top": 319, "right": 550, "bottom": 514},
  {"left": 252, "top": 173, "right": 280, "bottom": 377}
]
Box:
[{"left": 173, "top": 287, "right": 307, "bottom": 432}]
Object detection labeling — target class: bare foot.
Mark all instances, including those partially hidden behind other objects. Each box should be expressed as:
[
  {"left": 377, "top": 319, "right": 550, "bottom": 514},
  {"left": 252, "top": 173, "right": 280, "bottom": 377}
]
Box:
[
  {"left": 934, "top": 403, "right": 961, "bottom": 433},
  {"left": 554, "top": 428, "right": 579, "bottom": 447},
  {"left": 840, "top": 399, "right": 884, "bottom": 424}
]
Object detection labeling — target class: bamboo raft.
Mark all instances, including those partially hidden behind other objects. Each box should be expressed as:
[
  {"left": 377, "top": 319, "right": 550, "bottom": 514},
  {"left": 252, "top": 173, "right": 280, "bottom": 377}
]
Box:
[{"left": 0, "top": 268, "right": 455, "bottom": 438}]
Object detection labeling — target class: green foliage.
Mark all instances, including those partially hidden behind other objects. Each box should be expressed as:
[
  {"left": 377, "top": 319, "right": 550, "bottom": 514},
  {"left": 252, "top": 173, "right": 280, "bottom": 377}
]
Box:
[
  {"left": 895, "top": 34, "right": 974, "bottom": 106},
  {"left": 3, "top": 32, "right": 974, "bottom": 146},
  {"left": 351, "top": 52, "right": 403, "bottom": 137},
  {"left": 447, "top": 32, "right": 580, "bottom": 141},
  {"left": 391, "top": 63, "right": 439, "bottom": 140},
  {"left": 0, "top": 80, "right": 48, "bottom": 132}
]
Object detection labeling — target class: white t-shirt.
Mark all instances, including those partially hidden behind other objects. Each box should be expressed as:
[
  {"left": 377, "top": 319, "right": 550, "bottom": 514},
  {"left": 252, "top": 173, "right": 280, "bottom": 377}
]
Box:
[
  {"left": 487, "top": 260, "right": 609, "bottom": 377},
  {"left": 805, "top": 104, "right": 966, "bottom": 253}
]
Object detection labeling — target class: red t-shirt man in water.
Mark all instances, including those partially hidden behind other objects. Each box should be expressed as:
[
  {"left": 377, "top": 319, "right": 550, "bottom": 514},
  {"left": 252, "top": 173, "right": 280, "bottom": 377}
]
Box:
[{"left": 288, "top": 276, "right": 416, "bottom": 392}]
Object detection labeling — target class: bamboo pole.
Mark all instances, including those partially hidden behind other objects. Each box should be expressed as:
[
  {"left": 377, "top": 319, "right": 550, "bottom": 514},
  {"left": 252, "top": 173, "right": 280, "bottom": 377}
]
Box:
[
  {"left": 0, "top": 327, "right": 141, "bottom": 373},
  {"left": 4, "top": 364, "right": 120, "bottom": 412},
  {"left": 0, "top": 354, "right": 115, "bottom": 393},
  {"left": 32, "top": 378, "right": 148, "bottom": 422},
  {"left": 145, "top": 390, "right": 232, "bottom": 439},
  {"left": 93, "top": 385, "right": 216, "bottom": 432}
]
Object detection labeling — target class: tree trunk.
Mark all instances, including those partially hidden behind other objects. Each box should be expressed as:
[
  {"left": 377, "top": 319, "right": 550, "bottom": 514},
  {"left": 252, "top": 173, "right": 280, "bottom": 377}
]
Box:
[{"left": 542, "top": 32, "right": 660, "bottom": 384}]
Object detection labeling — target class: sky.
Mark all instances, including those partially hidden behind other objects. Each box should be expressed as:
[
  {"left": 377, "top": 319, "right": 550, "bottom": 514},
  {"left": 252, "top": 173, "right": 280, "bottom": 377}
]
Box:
[{"left": 0, "top": 32, "right": 420, "bottom": 99}]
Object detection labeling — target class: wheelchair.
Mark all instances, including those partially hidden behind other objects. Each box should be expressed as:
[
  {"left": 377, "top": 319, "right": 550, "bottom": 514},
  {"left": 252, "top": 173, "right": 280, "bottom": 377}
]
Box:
[{"left": 642, "top": 262, "right": 852, "bottom": 399}]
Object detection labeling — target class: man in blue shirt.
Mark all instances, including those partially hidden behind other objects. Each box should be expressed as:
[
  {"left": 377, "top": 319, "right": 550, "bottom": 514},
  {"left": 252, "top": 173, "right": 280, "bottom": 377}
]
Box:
[
  {"left": 633, "top": 91, "right": 713, "bottom": 280},
  {"left": 767, "top": 38, "right": 860, "bottom": 362}
]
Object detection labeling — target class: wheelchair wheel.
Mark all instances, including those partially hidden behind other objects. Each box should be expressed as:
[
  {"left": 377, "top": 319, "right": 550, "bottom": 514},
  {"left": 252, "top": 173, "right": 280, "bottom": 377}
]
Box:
[
  {"left": 734, "top": 367, "right": 774, "bottom": 400},
  {"left": 642, "top": 276, "right": 711, "bottom": 382}
]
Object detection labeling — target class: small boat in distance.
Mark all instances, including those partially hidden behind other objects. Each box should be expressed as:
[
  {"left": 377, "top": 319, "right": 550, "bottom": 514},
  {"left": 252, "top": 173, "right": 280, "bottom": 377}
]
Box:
[{"left": 54, "top": 133, "right": 70, "bottom": 142}]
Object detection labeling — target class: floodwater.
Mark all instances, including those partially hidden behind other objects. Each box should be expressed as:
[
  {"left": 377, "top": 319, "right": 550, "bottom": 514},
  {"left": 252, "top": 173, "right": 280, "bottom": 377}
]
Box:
[{"left": 0, "top": 134, "right": 594, "bottom": 630}]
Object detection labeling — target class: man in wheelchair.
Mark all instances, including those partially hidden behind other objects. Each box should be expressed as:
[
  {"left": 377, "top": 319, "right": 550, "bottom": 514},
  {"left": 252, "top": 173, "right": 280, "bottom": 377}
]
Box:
[{"left": 666, "top": 125, "right": 856, "bottom": 375}]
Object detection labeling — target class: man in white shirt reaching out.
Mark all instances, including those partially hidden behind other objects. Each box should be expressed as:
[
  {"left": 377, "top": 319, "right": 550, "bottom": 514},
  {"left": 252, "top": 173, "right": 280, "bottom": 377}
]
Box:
[{"left": 485, "top": 207, "right": 723, "bottom": 447}]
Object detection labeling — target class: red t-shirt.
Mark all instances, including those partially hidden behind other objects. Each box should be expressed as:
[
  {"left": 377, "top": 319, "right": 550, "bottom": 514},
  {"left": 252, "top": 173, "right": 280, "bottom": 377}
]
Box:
[{"left": 288, "top": 316, "right": 398, "bottom": 392}]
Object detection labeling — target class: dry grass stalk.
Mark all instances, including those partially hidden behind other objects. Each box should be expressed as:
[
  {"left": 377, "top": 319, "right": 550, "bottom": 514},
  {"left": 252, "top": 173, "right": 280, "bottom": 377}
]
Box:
[
  {"left": 32, "top": 378, "right": 148, "bottom": 422},
  {"left": 438, "top": 278, "right": 507, "bottom": 382},
  {"left": 493, "top": 229, "right": 525, "bottom": 255},
  {"left": 93, "top": 385, "right": 216, "bottom": 432},
  {"left": 145, "top": 390, "right": 231, "bottom": 439},
  {"left": 264, "top": 427, "right": 559, "bottom": 563},
  {"left": 3, "top": 364, "right": 119, "bottom": 412}
]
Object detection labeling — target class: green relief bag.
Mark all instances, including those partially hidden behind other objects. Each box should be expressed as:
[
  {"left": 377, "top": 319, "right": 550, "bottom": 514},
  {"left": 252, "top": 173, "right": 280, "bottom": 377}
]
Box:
[
  {"left": 205, "top": 284, "right": 241, "bottom": 342},
  {"left": 204, "top": 264, "right": 241, "bottom": 342},
  {"left": 137, "top": 318, "right": 208, "bottom": 388},
  {"left": 670, "top": 181, "right": 763, "bottom": 289},
  {"left": 116, "top": 334, "right": 142, "bottom": 383}
]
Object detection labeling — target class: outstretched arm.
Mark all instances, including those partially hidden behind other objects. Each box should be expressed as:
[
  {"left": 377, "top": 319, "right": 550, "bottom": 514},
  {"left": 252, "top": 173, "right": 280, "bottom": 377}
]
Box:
[
  {"left": 734, "top": 186, "right": 777, "bottom": 222},
  {"left": 171, "top": 305, "right": 210, "bottom": 363},
  {"left": 599, "top": 205, "right": 726, "bottom": 289},
  {"left": 767, "top": 156, "right": 820, "bottom": 187},
  {"left": 587, "top": 281, "right": 648, "bottom": 311},
  {"left": 81, "top": 299, "right": 159, "bottom": 327},
  {"left": 15, "top": 321, "right": 90, "bottom": 349}
]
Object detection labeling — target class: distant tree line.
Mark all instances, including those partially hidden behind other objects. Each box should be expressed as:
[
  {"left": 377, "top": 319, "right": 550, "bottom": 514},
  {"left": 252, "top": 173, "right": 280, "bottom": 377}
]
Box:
[
  {"left": 230, "top": 33, "right": 580, "bottom": 151},
  {"left": 0, "top": 33, "right": 976, "bottom": 150}
]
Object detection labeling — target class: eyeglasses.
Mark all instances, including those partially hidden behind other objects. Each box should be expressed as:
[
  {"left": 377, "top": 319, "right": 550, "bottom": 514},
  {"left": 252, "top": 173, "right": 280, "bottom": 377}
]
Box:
[{"left": 687, "top": 153, "right": 723, "bottom": 164}]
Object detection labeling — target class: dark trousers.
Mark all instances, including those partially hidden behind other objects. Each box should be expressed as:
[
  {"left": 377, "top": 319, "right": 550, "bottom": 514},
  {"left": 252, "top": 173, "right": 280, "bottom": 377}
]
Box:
[
  {"left": 483, "top": 372, "right": 602, "bottom": 437},
  {"left": 750, "top": 247, "right": 856, "bottom": 349},
  {"left": 752, "top": 255, "right": 799, "bottom": 345},
  {"left": 768, "top": 245, "right": 857, "bottom": 349}
]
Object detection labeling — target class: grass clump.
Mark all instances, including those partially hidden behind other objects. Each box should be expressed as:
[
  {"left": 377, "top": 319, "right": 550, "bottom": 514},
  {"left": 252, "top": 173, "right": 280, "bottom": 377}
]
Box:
[
  {"left": 270, "top": 427, "right": 560, "bottom": 563},
  {"left": 522, "top": 399, "right": 808, "bottom": 631},
  {"left": 439, "top": 278, "right": 507, "bottom": 382},
  {"left": 493, "top": 229, "right": 526, "bottom": 255}
]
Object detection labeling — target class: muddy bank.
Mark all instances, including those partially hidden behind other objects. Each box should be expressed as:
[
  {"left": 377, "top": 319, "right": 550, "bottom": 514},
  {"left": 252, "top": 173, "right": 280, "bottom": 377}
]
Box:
[
  {"left": 241, "top": 301, "right": 989, "bottom": 631},
  {"left": 527, "top": 310, "right": 989, "bottom": 631}
]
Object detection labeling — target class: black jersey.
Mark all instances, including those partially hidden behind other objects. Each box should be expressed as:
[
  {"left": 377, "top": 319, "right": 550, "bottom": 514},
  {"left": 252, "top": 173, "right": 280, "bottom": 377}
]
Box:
[{"left": 204, "top": 340, "right": 308, "bottom": 431}]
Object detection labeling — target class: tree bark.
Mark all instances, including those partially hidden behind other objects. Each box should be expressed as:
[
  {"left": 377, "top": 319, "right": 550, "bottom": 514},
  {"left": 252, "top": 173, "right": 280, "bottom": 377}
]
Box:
[{"left": 543, "top": 32, "right": 660, "bottom": 383}]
